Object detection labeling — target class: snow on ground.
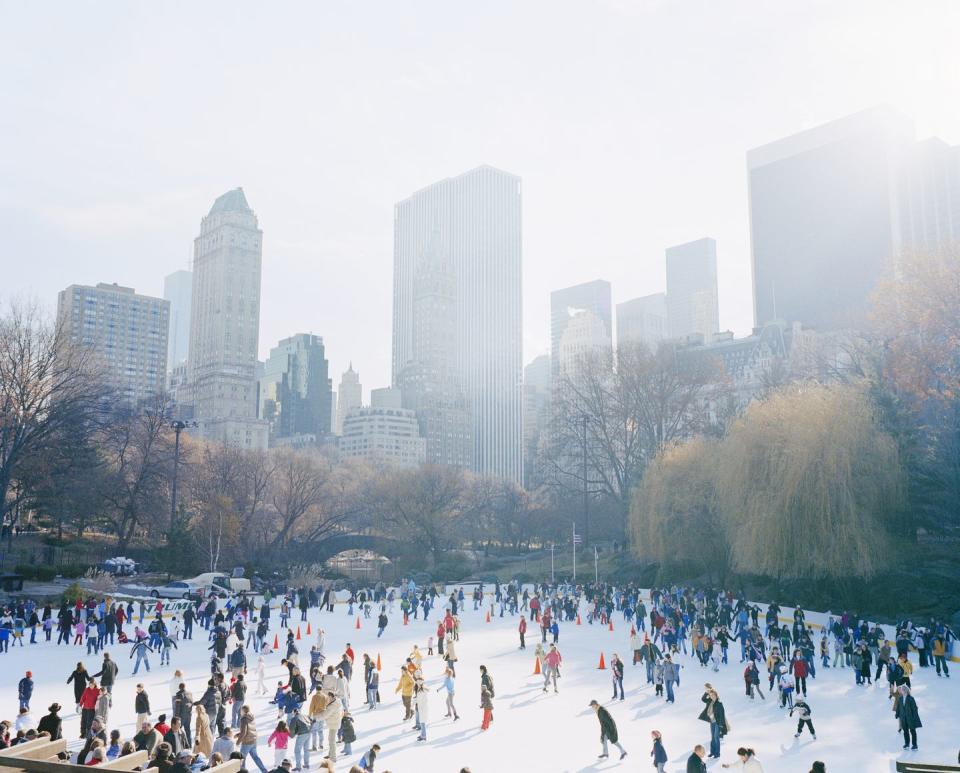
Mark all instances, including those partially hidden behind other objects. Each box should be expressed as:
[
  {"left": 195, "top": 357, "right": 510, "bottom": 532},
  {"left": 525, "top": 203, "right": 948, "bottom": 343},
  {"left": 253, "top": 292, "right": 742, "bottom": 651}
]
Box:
[{"left": 3, "top": 591, "right": 958, "bottom": 772}]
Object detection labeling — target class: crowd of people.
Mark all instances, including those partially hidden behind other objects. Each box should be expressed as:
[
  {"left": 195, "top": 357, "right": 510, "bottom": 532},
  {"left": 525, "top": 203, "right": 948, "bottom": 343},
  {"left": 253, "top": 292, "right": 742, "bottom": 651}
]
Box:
[{"left": 0, "top": 578, "right": 953, "bottom": 771}]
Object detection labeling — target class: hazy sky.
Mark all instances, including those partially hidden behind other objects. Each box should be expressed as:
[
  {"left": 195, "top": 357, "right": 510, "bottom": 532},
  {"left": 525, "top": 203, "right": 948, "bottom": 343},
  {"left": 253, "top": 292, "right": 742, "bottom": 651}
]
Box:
[{"left": 2, "top": 1, "right": 959, "bottom": 396}]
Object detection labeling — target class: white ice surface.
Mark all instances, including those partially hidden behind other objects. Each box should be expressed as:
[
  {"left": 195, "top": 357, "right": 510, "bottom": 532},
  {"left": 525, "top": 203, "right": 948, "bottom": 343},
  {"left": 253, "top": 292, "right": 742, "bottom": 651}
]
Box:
[{"left": 2, "top": 592, "right": 958, "bottom": 772}]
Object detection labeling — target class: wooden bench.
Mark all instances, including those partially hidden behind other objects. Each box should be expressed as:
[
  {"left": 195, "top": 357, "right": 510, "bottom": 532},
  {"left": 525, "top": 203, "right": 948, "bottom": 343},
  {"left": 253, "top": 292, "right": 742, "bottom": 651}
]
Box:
[{"left": 0, "top": 741, "right": 242, "bottom": 773}]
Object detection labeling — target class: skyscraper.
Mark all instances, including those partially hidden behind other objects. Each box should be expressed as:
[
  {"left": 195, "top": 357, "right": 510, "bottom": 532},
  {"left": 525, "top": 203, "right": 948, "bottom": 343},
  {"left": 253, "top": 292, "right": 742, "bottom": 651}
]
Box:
[
  {"left": 557, "top": 309, "right": 612, "bottom": 373},
  {"left": 616, "top": 293, "right": 667, "bottom": 350},
  {"left": 259, "top": 333, "right": 333, "bottom": 446},
  {"left": 896, "top": 136, "right": 960, "bottom": 253},
  {"left": 338, "top": 386, "right": 426, "bottom": 469},
  {"left": 393, "top": 165, "right": 523, "bottom": 483},
  {"left": 163, "top": 269, "right": 192, "bottom": 374},
  {"left": 57, "top": 282, "right": 169, "bottom": 405},
  {"left": 336, "top": 364, "right": 362, "bottom": 435},
  {"left": 184, "top": 188, "right": 268, "bottom": 449},
  {"left": 522, "top": 354, "right": 551, "bottom": 488},
  {"left": 747, "top": 106, "right": 919, "bottom": 331},
  {"left": 396, "top": 226, "right": 473, "bottom": 469},
  {"left": 666, "top": 237, "right": 719, "bottom": 341},
  {"left": 550, "top": 280, "right": 612, "bottom": 377}
]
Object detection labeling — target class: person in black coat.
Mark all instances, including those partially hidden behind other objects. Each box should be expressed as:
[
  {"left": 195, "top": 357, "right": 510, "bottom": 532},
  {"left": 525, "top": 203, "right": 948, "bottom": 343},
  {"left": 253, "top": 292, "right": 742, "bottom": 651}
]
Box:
[
  {"left": 164, "top": 717, "right": 189, "bottom": 755},
  {"left": 589, "top": 700, "right": 627, "bottom": 760},
  {"left": 36, "top": 704, "right": 62, "bottom": 741},
  {"left": 173, "top": 685, "right": 193, "bottom": 745},
  {"left": 697, "top": 686, "right": 727, "bottom": 759},
  {"left": 894, "top": 684, "right": 922, "bottom": 750},
  {"left": 66, "top": 662, "right": 89, "bottom": 709},
  {"left": 687, "top": 744, "right": 708, "bottom": 773}
]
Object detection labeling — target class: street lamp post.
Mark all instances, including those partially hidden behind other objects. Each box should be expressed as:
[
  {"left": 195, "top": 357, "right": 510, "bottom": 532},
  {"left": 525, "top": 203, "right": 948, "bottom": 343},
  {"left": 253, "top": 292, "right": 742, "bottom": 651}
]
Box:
[
  {"left": 582, "top": 414, "right": 589, "bottom": 551},
  {"left": 169, "top": 420, "right": 197, "bottom": 535}
]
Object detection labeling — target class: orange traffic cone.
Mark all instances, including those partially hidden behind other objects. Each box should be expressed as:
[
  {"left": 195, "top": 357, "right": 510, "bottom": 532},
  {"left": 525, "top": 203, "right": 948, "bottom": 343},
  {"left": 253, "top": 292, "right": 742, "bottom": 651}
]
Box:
[
  {"left": 273, "top": 634, "right": 279, "bottom": 650},
  {"left": 355, "top": 616, "right": 361, "bottom": 630},
  {"left": 403, "top": 615, "right": 408, "bottom": 626},
  {"left": 608, "top": 620, "right": 614, "bottom": 632},
  {"left": 376, "top": 654, "right": 382, "bottom": 671},
  {"left": 485, "top": 611, "right": 491, "bottom": 623},
  {"left": 307, "top": 622, "right": 311, "bottom": 635},
  {"left": 576, "top": 614, "right": 581, "bottom": 625},
  {"left": 598, "top": 653, "right": 606, "bottom": 670},
  {"left": 533, "top": 657, "right": 541, "bottom": 675},
  {"left": 296, "top": 626, "right": 301, "bottom": 640}
]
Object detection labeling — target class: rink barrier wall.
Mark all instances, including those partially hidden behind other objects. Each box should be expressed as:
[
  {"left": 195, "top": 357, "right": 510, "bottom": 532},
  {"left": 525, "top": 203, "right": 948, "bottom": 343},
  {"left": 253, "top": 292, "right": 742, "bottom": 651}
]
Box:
[{"left": 895, "top": 763, "right": 960, "bottom": 772}]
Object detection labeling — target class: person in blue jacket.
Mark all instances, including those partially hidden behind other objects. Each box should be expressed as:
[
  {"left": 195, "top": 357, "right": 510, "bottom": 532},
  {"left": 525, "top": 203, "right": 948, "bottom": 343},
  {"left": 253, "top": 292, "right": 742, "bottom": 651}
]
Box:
[{"left": 18, "top": 670, "right": 33, "bottom": 710}]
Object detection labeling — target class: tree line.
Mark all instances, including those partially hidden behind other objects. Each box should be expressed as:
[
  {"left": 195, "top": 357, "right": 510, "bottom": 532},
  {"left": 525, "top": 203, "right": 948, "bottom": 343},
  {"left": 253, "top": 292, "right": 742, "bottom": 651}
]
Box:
[{"left": 624, "top": 248, "right": 960, "bottom": 583}]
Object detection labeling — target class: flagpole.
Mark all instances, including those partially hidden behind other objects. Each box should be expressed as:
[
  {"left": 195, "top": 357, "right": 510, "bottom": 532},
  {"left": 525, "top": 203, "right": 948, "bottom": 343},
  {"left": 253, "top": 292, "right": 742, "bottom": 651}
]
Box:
[{"left": 572, "top": 521, "right": 577, "bottom": 581}]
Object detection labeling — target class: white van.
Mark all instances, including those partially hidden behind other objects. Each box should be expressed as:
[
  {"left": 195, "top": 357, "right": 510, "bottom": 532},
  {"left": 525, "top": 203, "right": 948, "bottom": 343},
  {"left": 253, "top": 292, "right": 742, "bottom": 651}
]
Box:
[{"left": 186, "top": 571, "right": 251, "bottom": 596}]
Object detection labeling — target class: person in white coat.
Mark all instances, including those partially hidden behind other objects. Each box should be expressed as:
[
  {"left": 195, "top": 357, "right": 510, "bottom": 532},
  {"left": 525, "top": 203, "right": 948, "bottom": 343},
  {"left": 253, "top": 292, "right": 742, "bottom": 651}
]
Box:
[
  {"left": 316, "top": 691, "right": 343, "bottom": 762},
  {"left": 722, "top": 747, "right": 765, "bottom": 772},
  {"left": 414, "top": 683, "right": 430, "bottom": 742},
  {"left": 169, "top": 670, "right": 184, "bottom": 714},
  {"left": 256, "top": 655, "right": 268, "bottom": 696}
]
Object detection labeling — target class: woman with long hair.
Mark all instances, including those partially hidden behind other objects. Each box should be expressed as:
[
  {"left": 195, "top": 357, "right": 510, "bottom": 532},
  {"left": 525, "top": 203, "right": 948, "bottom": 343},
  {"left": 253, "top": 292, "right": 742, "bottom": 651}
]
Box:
[{"left": 722, "top": 747, "right": 764, "bottom": 771}]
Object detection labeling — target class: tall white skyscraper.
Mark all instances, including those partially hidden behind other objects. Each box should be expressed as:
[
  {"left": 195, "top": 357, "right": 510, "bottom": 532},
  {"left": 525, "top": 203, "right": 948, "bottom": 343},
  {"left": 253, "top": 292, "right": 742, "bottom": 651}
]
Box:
[
  {"left": 336, "top": 364, "right": 362, "bottom": 435},
  {"left": 185, "top": 188, "right": 268, "bottom": 449},
  {"left": 393, "top": 165, "right": 523, "bottom": 483},
  {"left": 57, "top": 282, "right": 169, "bottom": 405},
  {"left": 617, "top": 293, "right": 667, "bottom": 350},
  {"left": 163, "top": 269, "right": 192, "bottom": 374},
  {"left": 550, "top": 280, "right": 612, "bottom": 378},
  {"left": 666, "top": 237, "right": 719, "bottom": 341}
]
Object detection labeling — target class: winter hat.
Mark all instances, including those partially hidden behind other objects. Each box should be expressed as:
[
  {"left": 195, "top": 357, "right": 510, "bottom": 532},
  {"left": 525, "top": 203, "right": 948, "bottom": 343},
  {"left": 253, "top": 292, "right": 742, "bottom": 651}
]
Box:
[{"left": 48, "top": 704, "right": 61, "bottom": 713}]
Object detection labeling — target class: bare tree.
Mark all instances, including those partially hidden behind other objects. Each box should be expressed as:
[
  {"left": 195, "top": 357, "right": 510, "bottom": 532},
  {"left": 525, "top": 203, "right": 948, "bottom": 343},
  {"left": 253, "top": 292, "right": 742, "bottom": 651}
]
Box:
[
  {"left": 371, "top": 464, "right": 467, "bottom": 567},
  {"left": 0, "top": 301, "right": 102, "bottom": 536},
  {"left": 543, "top": 341, "right": 723, "bottom": 536},
  {"left": 267, "top": 448, "right": 334, "bottom": 551},
  {"left": 97, "top": 394, "right": 174, "bottom": 550}
]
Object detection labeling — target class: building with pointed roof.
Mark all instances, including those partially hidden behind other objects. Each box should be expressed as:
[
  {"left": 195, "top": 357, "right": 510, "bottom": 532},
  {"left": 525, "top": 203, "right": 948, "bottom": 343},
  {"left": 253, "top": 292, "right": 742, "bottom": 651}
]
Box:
[{"left": 181, "top": 187, "right": 268, "bottom": 449}]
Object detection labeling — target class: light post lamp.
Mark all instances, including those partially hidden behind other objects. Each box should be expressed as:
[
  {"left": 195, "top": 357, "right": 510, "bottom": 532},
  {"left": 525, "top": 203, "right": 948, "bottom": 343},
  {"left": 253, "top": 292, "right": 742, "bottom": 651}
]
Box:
[
  {"left": 581, "top": 414, "right": 590, "bottom": 552},
  {"left": 169, "top": 420, "right": 197, "bottom": 535}
]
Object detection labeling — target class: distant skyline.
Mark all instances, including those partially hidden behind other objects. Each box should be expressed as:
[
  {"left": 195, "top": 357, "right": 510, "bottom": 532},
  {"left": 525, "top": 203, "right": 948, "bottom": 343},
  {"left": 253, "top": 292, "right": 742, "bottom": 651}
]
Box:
[{"left": 3, "top": 1, "right": 959, "bottom": 392}]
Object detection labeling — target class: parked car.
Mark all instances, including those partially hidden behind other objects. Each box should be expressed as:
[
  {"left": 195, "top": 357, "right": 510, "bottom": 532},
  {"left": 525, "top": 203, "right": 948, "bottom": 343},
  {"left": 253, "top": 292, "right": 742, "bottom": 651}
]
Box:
[
  {"left": 149, "top": 580, "right": 202, "bottom": 599},
  {"left": 185, "top": 571, "right": 252, "bottom": 597}
]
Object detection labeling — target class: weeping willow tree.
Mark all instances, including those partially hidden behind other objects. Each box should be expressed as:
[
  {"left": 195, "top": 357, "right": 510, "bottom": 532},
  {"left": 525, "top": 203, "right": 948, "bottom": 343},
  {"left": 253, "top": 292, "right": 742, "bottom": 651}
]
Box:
[
  {"left": 717, "top": 382, "right": 903, "bottom": 581},
  {"left": 629, "top": 436, "right": 730, "bottom": 583}
]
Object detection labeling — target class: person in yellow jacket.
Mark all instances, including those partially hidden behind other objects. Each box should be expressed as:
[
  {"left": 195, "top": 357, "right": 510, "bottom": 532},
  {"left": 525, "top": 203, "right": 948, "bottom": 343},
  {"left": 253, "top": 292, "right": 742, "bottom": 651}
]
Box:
[
  {"left": 897, "top": 654, "right": 914, "bottom": 687},
  {"left": 307, "top": 688, "right": 328, "bottom": 752},
  {"left": 931, "top": 637, "right": 950, "bottom": 678},
  {"left": 395, "top": 666, "right": 415, "bottom": 720},
  {"left": 409, "top": 645, "right": 424, "bottom": 670}
]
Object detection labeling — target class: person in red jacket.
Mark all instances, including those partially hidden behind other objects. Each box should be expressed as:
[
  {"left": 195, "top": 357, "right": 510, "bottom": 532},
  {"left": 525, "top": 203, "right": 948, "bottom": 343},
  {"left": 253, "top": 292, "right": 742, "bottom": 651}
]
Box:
[
  {"left": 791, "top": 651, "right": 809, "bottom": 697},
  {"left": 529, "top": 596, "right": 541, "bottom": 622},
  {"left": 79, "top": 680, "right": 101, "bottom": 739},
  {"left": 518, "top": 617, "right": 527, "bottom": 650}
]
